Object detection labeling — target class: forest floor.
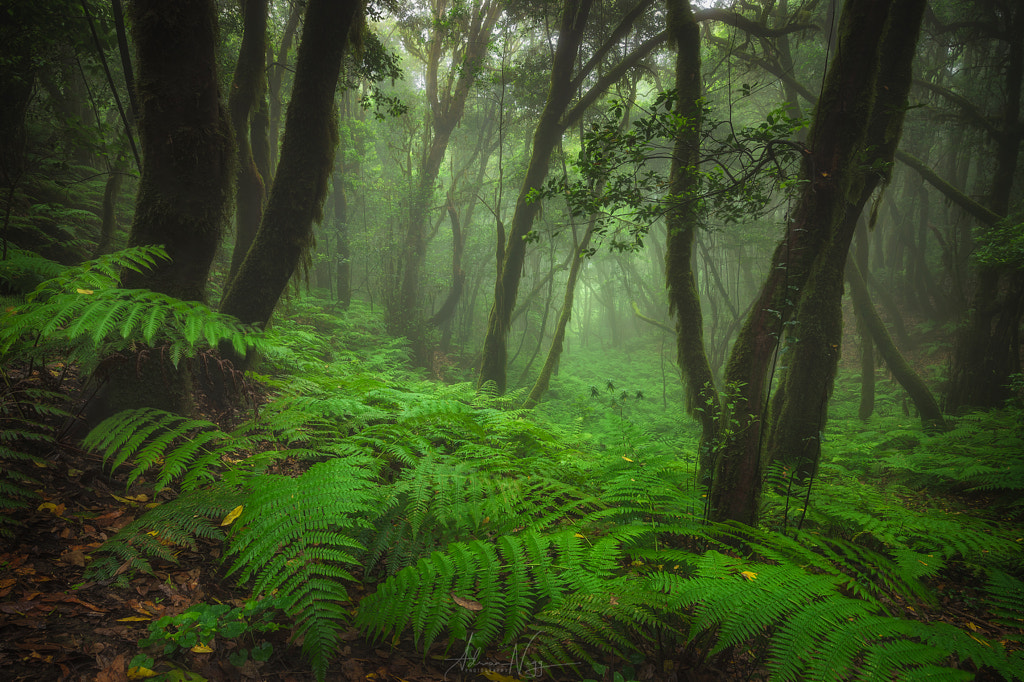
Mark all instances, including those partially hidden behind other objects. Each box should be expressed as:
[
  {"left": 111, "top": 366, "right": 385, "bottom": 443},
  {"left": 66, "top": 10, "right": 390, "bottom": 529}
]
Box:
[
  {"left": 0, "top": 423, "right": 758, "bottom": 682},
  {"left": 0, "top": 322, "right": 1016, "bottom": 682}
]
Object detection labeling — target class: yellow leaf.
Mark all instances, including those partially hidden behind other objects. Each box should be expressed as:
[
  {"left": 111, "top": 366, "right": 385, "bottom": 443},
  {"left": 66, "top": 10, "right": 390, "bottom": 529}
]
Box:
[
  {"left": 967, "top": 622, "right": 979, "bottom": 632},
  {"left": 740, "top": 571, "right": 758, "bottom": 581},
  {"left": 117, "top": 616, "right": 151, "bottom": 622},
  {"left": 220, "top": 505, "right": 244, "bottom": 526},
  {"left": 128, "top": 666, "right": 160, "bottom": 679},
  {"left": 112, "top": 494, "right": 148, "bottom": 504},
  {"left": 76, "top": 288, "right": 94, "bottom": 295},
  {"left": 190, "top": 643, "right": 214, "bottom": 654},
  {"left": 968, "top": 634, "right": 991, "bottom": 647},
  {"left": 622, "top": 456, "right": 633, "bottom": 462},
  {"left": 37, "top": 502, "right": 65, "bottom": 516}
]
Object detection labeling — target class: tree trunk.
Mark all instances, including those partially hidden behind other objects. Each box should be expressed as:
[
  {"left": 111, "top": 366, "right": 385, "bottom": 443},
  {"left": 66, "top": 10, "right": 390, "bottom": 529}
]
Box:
[
  {"left": 663, "top": 0, "right": 719, "bottom": 479},
  {"left": 388, "top": 0, "right": 501, "bottom": 361},
  {"left": 86, "top": 0, "right": 234, "bottom": 425},
  {"left": 853, "top": 224, "right": 874, "bottom": 421},
  {"left": 226, "top": 0, "right": 269, "bottom": 284},
  {"left": 219, "top": 0, "right": 362, "bottom": 339},
  {"left": 523, "top": 222, "right": 595, "bottom": 409},
  {"left": 477, "top": 0, "right": 593, "bottom": 393},
  {"left": 846, "top": 259, "right": 945, "bottom": 429},
  {"left": 711, "top": 0, "right": 911, "bottom": 525},
  {"left": 763, "top": 0, "right": 925, "bottom": 485},
  {"left": 267, "top": 2, "right": 302, "bottom": 178},
  {"left": 945, "top": 11, "right": 1023, "bottom": 412}
]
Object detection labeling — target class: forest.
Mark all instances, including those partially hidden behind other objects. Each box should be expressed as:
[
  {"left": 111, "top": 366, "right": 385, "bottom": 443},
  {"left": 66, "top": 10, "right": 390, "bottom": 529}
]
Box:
[{"left": 1, "top": 0, "right": 1022, "bottom": 680}]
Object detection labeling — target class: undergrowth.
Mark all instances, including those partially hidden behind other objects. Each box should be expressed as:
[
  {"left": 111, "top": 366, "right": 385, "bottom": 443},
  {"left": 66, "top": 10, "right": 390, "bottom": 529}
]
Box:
[{"left": 2, "top": 253, "right": 1022, "bottom": 681}]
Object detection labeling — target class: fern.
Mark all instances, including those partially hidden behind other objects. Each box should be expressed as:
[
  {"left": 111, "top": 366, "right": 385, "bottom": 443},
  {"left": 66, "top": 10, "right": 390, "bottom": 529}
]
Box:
[
  {"left": 0, "top": 378, "right": 68, "bottom": 537},
  {"left": 1, "top": 245, "right": 266, "bottom": 372},
  {"left": 83, "top": 408, "right": 280, "bottom": 492},
  {"left": 225, "top": 457, "right": 379, "bottom": 681},
  {"left": 83, "top": 483, "right": 244, "bottom": 583},
  {"left": 984, "top": 571, "right": 1024, "bottom": 643},
  {"left": 356, "top": 528, "right": 631, "bottom": 655}
]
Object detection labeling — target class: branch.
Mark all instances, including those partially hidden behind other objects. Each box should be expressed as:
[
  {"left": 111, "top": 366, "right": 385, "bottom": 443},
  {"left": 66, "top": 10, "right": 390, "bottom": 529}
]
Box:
[
  {"left": 913, "top": 79, "right": 1001, "bottom": 138},
  {"left": 894, "top": 150, "right": 1002, "bottom": 226}
]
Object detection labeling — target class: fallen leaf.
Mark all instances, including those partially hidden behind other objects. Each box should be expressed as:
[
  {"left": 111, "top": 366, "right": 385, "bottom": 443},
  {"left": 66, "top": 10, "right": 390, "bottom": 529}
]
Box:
[
  {"left": 740, "top": 571, "right": 758, "bottom": 581},
  {"left": 450, "top": 592, "right": 483, "bottom": 611},
  {"left": 220, "top": 505, "right": 244, "bottom": 526},
  {"left": 37, "top": 502, "right": 66, "bottom": 517}
]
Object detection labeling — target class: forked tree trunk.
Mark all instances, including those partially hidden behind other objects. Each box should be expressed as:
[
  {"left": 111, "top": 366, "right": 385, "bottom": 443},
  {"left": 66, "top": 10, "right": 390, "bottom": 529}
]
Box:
[
  {"left": 763, "top": 0, "right": 926, "bottom": 484},
  {"left": 219, "top": 0, "right": 363, "bottom": 340},
  {"left": 389, "top": 0, "right": 501, "bottom": 361},
  {"left": 710, "top": 0, "right": 907, "bottom": 525}
]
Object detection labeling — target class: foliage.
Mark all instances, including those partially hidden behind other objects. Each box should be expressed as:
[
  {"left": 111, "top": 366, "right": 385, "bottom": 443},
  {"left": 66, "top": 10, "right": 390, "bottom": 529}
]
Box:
[
  {"left": 973, "top": 212, "right": 1024, "bottom": 270},
  {"left": 534, "top": 92, "right": 807, "bottom": 252},
  {"left": 137, "top": 599, "right": 279, "bottom": 667},
  {"left": 0, "top": 245, "right": 268, "bottom": 372},
  {"left": 12, "top": 292, "right": 1019, "bottom": 681}
]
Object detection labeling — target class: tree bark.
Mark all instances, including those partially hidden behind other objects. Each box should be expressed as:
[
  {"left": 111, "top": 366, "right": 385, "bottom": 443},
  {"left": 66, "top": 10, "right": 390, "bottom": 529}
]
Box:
[
  {"left": 219, "top": 0, "right": 363, "bottom": 338},
  {"left": 763, "top": 0, "right": 926, "bottom": 484},
  {"left": 86, "top": 0, "right": 234, "bottom": 424},
  {"left": 711, "top": 0, "right": 912, "bottom": 524},
  {"left": 663, "top": 0, "right": 719, "bottom": 479},
  {"left": 226, "top": 0, "right": 269, "bottom": 284}
]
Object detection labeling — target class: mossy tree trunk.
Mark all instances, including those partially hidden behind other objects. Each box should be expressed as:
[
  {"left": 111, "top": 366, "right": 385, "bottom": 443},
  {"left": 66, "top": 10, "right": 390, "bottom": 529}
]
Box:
[
  {"left": 763, "top": 0, "right": 925, "bottom": 484},
  {"left": 219, "top": 0, "right": 363, "bottom": 341},
  {"left": 710, "top": 0, "right": 915, "bottom": 525},
  {"left": 87, "top": 0, "right": 234, "bottom": 425},
  {"left": 663, "top": 0, "right": 719, "bottom": 479},
  {"left": 226, "top": 0, "right": 269, "bottom": 284}
]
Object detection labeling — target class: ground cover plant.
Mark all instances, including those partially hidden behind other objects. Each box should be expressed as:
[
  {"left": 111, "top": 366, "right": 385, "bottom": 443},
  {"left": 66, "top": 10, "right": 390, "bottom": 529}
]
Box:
[{"left": 1, "top": 251, "right": 1022, "bottom": 681}]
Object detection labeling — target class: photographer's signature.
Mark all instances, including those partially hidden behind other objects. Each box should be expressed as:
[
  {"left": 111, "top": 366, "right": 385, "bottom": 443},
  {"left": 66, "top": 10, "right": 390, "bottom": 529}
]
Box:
[{"left": 443, "top": 632, "right": 577, "bottom": 680}]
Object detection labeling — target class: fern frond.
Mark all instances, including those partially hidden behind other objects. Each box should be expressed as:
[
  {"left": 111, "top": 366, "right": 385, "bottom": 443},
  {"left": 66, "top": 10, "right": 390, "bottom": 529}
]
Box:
[
  {"left": 356, "top": 529, "right": 629, "bottom": 654},
  {"left": 85, "top": 483, "right": 243, "bottom": 581},
  {"left": 984, "top": 570, "right": 1024, "bottom": 643},
  {"left": 225, "top": 457, "right": 378, "bottom": 681},
  {"left": 83, "top": 408, "right": 271, "bottom": 492}
]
